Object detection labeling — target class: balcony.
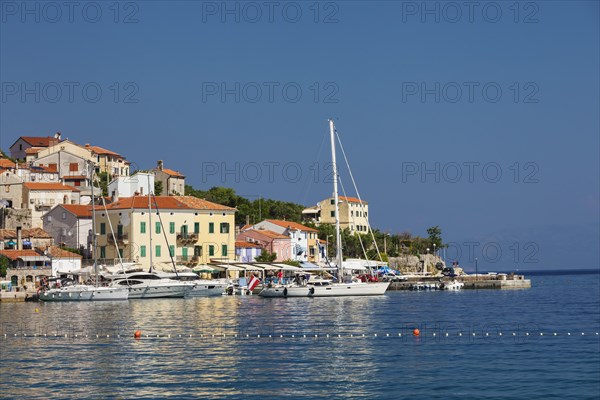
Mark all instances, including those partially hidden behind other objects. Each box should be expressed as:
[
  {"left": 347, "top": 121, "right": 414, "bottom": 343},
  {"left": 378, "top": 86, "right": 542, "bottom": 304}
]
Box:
[
  {"left": 108, "top": 233, "right": 129, "bottom": 245},
  {"left": 34, "top": 204, "right": 52, "bottom": 211},
  {"left": 176, "top": 233, "right": 198, "bottom": 244},
  {"left": 176, "top": 255, "right": 200, "bottom": 265}
]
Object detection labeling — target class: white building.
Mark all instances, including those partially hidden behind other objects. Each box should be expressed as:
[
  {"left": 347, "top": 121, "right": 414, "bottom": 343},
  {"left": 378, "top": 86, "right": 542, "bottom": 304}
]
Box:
[
  {"left": 107, "top": 172, "right": 154, "bottom": 199},
  {"left": 23, "top": 183, "right": 80, "bottom": 228}
]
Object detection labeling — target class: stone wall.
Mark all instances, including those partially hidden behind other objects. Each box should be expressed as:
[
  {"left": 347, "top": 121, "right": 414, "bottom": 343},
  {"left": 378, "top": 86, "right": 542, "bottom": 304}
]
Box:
[
  {"left": 389, "top": 254, "right": 445, "bottom": 275},
  {"left": 0, "top": 208, "right": 32, "bottom": 229}
]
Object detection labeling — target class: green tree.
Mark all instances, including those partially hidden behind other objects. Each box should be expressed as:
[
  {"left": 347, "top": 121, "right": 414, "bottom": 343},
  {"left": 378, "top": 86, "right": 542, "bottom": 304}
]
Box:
[
  {"left": 96, "top": 172, "right": 112, "bottom": 197},
  {"left": 0, "top": 256, "right": 9, "bottom": 278},
  {"left": 154, "top": 180, "right": 163, "bottom": 196},
  {"left": 282, "top": 259, "right": 300, "bottom": 267},
  {"left": 426, "top": 226, "right": 444, "bottom": 249},
  {"left": 255, "top": 250, "right": 277, "bottom": 262}
]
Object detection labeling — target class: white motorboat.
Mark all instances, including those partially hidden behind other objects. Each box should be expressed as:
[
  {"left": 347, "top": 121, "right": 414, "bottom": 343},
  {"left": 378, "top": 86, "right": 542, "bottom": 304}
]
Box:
[
  {"left": 441, "top": 279, "right": 464, "bottom": 291},
  {"left": 109, "top": 272, "right": 191, "bottom": 299},
  {"left": 39, "top": 278, "right": 129, "bottom": 301},
  {"left": 160, "top": 272, "right": 228, "bottom": 297},
  {"left": 260, "top": 120, "right": 390, "bottom": 298}
]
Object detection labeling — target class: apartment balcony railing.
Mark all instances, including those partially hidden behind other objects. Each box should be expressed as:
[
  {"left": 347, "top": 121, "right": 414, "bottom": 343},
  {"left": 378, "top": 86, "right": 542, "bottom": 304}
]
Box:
[
  {"left": 108, "top": 234, "right": 129, "bottom": 245},
  {"left": 176, "top": 255, "right": 200, "bottom": 265},
  {"left": 176, "top": 233, "right": 198, "bottom": 243}
]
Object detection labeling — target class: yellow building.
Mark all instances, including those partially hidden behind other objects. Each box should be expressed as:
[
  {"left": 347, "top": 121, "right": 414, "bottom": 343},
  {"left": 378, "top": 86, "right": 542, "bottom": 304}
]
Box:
[
  {"left": 303, "top": 196, "right": 369, "bottom": 235},
  {"left": 94, "top": 195, "right": 236, "bottom": 267}
]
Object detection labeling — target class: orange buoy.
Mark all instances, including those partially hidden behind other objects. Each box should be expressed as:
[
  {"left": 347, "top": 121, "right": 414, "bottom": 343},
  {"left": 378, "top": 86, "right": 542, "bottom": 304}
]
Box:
[
  {"left": 134, "top": 330, "right": 142, "bottom": 339},
  {"left": 413, "top": 328, "right": 420, "bottom": 337}
]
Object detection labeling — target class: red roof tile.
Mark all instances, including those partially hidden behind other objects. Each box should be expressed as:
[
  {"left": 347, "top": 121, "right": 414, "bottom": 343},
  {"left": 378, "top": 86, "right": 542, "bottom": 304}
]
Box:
[
  {"left": 23, "top": 182, "right": 79, "bottom": 191},
  {"left": 0, "top": 159, "right": 15, "bottom": 169},
  {"left": 59, "top": 204, "right": 93, "bottom": 218},
  {"left": 173, "top": 196, "right": 235, "bottom": 211},
  {"left": 84, "top": 144, "right": 123, "bottom": 158},
  {"left": 265, "top": 219, "right": 318, "bottom": 232},
  {"left": 0, "top": 249, "right": 42, "bottom": 260},
  {"left": 161, "top": 168, "right": 185, "bottom": 178},
  {"left": 235, "top": 241, "right": 262, "bottom": 248},
  {"left": 244, "top": 229, "right": 289, "bottom": 240},
  {"left": 339, "top": 196, "right": 367, "bottom": 204},
  {"left": 39, "top": 246, "right": 82, "bottom": 259},
  {"left": 0, "top": 228, "right": 52, "bottom": 240},
  {"left": 25, "top": 147, "right": 43, "bottom": 155},
  {"left": 19, "top": 136, "right": 57, "bottom": 147}
]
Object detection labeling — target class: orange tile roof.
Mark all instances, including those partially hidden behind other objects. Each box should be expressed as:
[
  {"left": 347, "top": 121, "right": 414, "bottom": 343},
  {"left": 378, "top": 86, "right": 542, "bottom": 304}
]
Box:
[
  {"left": 0, "top": 228, "right": 52, "bottom": 240},
  {"left": 240, "top": 224, "right": 252, "bottom": 231},
  {"left": 0, "top": 159, "right": 15, "bottom": 169},
  {"left": 23, "top": 182, "right": 80, "bottom": 191},
  {"left": 25, "top": 147, "right": 43, "bottom": 155},
  {"left": 18, "top": 136, "right": 56, "bottom": 147},
  {"left": 245, "top": 229, "right": 289, "bottom": 240},
  {"left": 173, "top": 196, "right": 235, "bottom": 211},
  {"left": 339, "top": 196, "right": 367, "bottom": 204},
  {"left": 0, "top": 249, "right": 43, "bottom": 260},
  {"left": 161, "top": 168, "right": 185, "bottom": 178},
  {"left": 265, "top": 219, "right": 318, "bottom": 232},
  {"left": 84, "top": 144, "right": 123, "bottom": 158},
  {"left": 235, "top": 241, "right": 262, "bottom": 248},
  {"left": 59, "top": 204, "right": 93, "bottom": 218}
]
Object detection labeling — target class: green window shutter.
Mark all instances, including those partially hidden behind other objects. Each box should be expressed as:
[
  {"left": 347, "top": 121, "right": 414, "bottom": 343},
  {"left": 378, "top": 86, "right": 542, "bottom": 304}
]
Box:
[
  {"left": 118, "top": 248, "right": 124, "bottom": 258},
  {"left": 100, "top": 223, "right": 106, "bottom": 235},
  {"left": 209, "top": 245, "right": 214, "bottom": 256},
  {"left": 169, "top": 222, "right": 175, "bottom": 234},
  {"left": 222, "top": 244, "right": 227, "bottom": 257},
  {"left": 140, "top": 245, "right": 146, "bottom": 258},
  {"left": 209, "top": 222, "right": 214, "bottom": 234},
  {"left": 169, "top": 245, "right": 175, "bottom": 257},
  {"left": 156, "top": 245, "right": 161, "bottom": 257},
  {"left": 182, "top": 247, "right": 188, "bottom": 260},
  {"left": 117, "top": 224, "right": 123, "bottom": 237},
  {"left": 194, "top": 222, "right": 199, "bottom": 234},
  {"left": 140, "top": 222, "right": 146, "bottom": 234},
  {"left": 100, "top": 246, "right": 106, "bottom": 259},
  {"left": 155, "top": 222, "right": 161, "bottom": 234}
]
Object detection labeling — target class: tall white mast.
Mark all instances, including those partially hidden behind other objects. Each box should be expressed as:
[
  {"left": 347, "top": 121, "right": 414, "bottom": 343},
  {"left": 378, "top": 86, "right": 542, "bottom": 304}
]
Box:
[
  {"left": 329, "top": 119, "right": 343, "bottom": 278},
  {"left": 89, "top": 162, "right": 98, "bottom": 287},
  {"left": 148, "top": 174, "right": 153, "bottom": 273}
]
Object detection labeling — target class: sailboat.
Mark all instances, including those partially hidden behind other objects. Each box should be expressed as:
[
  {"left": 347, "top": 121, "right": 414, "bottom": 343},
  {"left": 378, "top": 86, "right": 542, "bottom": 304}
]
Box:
[
  {"left": 260, "top": 120, "right": 390, "bottom": 297},
  {"left": 39, "top": 162, "right": 129, "bottom": 301}
]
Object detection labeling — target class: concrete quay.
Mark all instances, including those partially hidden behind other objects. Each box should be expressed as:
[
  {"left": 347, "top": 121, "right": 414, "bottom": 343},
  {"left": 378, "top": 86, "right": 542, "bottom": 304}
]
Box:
[{"left": 388, "top": 274, "right": 531, "bottom": 290}]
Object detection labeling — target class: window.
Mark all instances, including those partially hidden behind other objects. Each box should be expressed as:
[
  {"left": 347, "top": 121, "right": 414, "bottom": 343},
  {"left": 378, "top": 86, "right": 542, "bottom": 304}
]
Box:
[
  {"left": 117, "top": 224, "right": 123, "bottom": 238},
  {"left": 140, "top": 222, "right": 146, "bottom": 234},
  {"left": 330, "top": 199, "right": 335, "bottom": 205},
  {"left": 140, "top": 245, "right": 146, "bottom": 257},
  {"left": 100, "top": 223, "right": 106, "bottom": 235},
  {"left": 62, "top": 212, "right": 66, "bottom": 220},
  {"left": 194, "top": 246, "right": 202, "bottom": 257},
  {"left": 209, "top": 223, "right": 214, "bottom": 234},
  {"left": 69, "top": 163, "right": 77, "bottom": 172},
  {"left": 155, "top": 222, "right": 161, "bottom": 234},
  {"left": 194, "top": 222, "right": 200, "bottom": 234},
  {"left": 330, "top": 211, "right": 335, "bottom": 218},
  {"left": 48, "top": 163, "right": 57, "bottom": 172},
  {"left": 74, "top": 181, "right": 81, "bottom": 187},
  {"left": 181, "top": 225, "right": 188, "bottom": 238},
  {"left": 365, "top": 212, "right": 367, "bottom": 217},
  {"left": 220, "top": 223, "right": 229, "bottom": 234},
  {"left": 169, "top": 245, "right": 175, "bottom": 257},
  {"left": 209, "top": 245, "right": 215, "bottom": 256},
  {"left": 221, "top": 244, "right": 228, "bottom": 257},
  {"left": 118, "top": 248, "right": 124, "bottom": 258},
  {"left": 155, "top": 245, "right": 161, "bottom": 257},
  {"left": 169, "top": 222, "right": 175, "bottom": 234},
  {"left": 182, "top": 247, "right": 188, "bottom": 260},
  {"left": 100, "top": 246, "right": 106, "bottom": 258}
]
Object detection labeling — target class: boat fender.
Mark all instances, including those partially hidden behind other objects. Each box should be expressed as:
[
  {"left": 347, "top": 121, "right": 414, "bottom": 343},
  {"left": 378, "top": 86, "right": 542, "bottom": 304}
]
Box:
[
  {"left": 227, "top": 286, "right": 234, "bottom": 296},
  {"left": 308, "top": 287, "right": 315, "bottom": 296},
  {"left": 283, "top": 287, "right": 288, "bottom": 297}
]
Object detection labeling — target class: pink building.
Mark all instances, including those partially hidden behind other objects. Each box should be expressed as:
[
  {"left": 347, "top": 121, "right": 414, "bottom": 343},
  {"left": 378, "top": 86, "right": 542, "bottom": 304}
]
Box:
[{"left": 236, "top": 229, "right": 292, "bottom": 262}]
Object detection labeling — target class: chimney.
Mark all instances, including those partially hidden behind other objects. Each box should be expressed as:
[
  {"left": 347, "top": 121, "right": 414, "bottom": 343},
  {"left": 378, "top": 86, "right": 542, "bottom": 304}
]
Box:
[
  {"left": 85, "top": 144, "right": 90, "bottom": 148},
  {"left": 157, "top": 160, "right": 164, "bottom": 171},
  {"left": 16, "top": 226, "right": 22, "bottom": 250},
  {"left": 111, "top": 190, "right": 118, "bottom": 203}
]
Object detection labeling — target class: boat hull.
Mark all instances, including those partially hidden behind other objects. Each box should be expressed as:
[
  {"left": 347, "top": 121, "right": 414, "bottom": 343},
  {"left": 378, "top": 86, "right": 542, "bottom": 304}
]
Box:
[
  {"left": 186, "top": 283, "right": 228, "bottom": 297},
  {"left": 39, "top": 287, "right": 129, "bottom": 301},
  {"left": 126, "top": 284, "right": 190, "bottom": 299},
  {"left": 259, "top": 282, "right": 390, "bottom": 298}
]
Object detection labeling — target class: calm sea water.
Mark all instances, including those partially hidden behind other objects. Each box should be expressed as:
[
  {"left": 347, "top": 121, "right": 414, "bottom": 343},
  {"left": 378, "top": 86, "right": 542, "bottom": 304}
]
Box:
[{"left": 1, "top": 271, "right": 599, "bottom": 399}]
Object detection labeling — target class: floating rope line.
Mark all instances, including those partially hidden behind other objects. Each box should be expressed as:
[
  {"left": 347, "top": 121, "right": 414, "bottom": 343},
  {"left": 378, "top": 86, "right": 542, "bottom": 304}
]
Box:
[{"left": 2, "top": 331, "right": 599, "bottom": 341}]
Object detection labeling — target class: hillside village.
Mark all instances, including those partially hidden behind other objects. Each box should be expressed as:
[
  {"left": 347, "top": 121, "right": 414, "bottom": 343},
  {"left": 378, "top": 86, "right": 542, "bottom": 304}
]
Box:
[{"left": 1, "top": 132, "right": 444, "bottom": 291}]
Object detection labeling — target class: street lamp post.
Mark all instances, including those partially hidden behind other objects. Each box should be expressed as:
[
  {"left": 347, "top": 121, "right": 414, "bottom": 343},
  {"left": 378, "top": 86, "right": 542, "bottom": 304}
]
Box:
[
  {"left": 433, "top": 243, "right": 436, "bottom": 258},
  {"left": 475, "top": 257, "right": 478, "bottom": 281}
]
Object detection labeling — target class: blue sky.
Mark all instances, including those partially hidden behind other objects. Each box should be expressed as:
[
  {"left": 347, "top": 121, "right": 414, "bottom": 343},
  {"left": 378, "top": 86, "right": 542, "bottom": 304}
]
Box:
[{"left": 1, "top": 1, "right": 598, "bottom": 270}]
